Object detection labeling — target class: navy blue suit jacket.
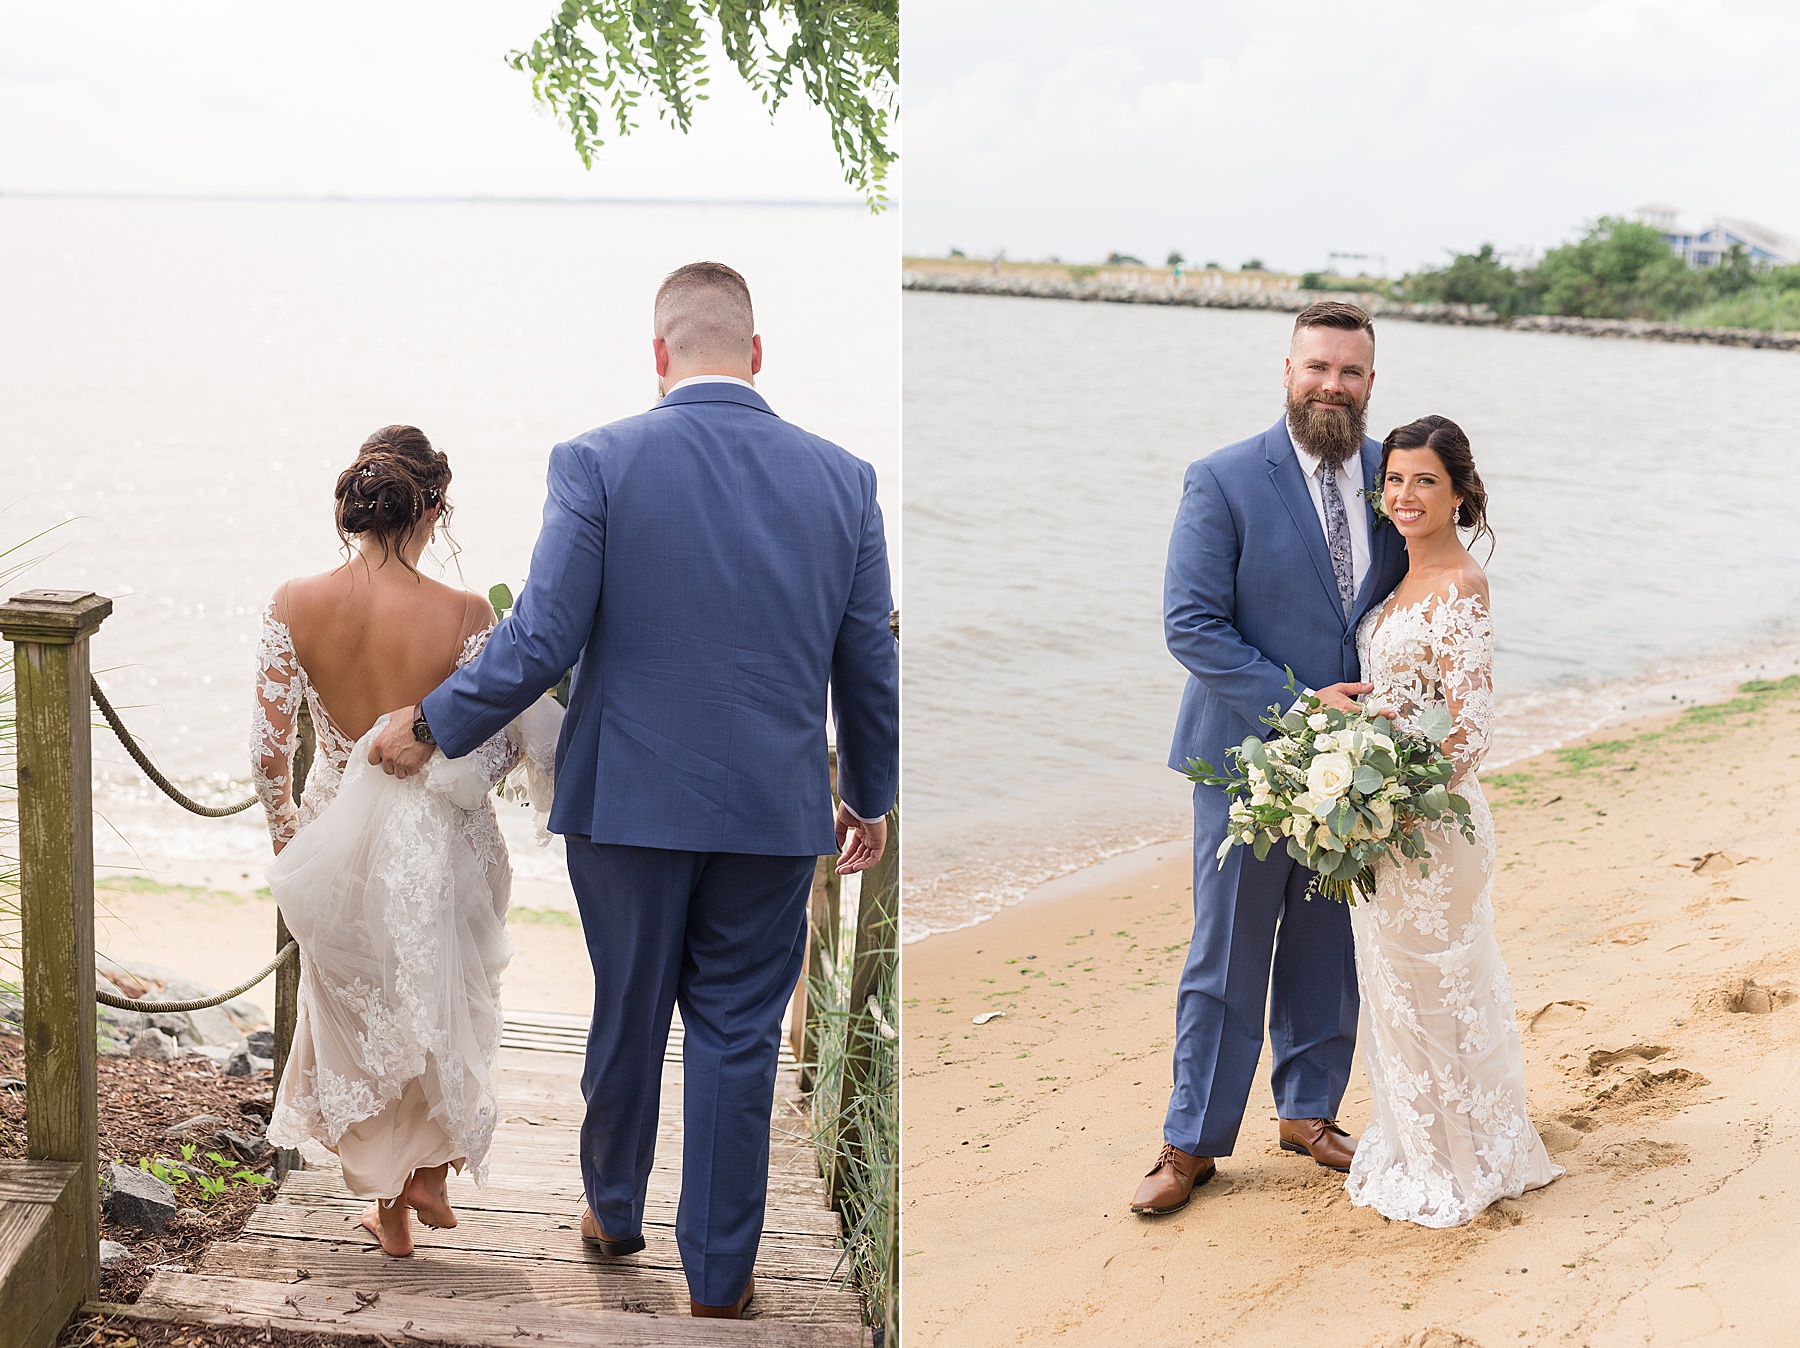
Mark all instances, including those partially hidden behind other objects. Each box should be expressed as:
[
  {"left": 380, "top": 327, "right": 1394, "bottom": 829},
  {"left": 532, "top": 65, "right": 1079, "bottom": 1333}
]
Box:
[
  {"left": 423, "top": 382, "right": 899, "bottom": 857},
  {"left": 1165, "top": 417, "right": 1407, "bottom": 776}
]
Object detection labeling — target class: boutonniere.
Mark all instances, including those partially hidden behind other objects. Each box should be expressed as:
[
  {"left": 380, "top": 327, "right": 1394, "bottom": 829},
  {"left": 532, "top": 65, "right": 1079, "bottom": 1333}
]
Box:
[{"left": 1358, "top": 486, "right": 1392, "bottom": 527}]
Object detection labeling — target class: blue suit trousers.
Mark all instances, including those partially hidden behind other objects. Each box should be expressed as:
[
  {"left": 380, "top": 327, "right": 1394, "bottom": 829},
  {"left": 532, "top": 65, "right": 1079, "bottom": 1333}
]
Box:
[
  {"left": 1164, "top": 785, "right": 1360, "bottom": 1156},
  {"left": 563, "top": 838, "right": 812, "bottom": 1306}
]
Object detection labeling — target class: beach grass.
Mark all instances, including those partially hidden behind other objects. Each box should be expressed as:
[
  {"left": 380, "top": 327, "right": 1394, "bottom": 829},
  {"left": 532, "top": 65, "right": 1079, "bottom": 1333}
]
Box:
[
  {"left": 1677, "top": 288, "right": 1800, "bottom": 333},
  {"left": 507, "top": 904, "right": 581, "bottom": 927},
  {"left": 800, "top": 883, "right": 898, "bottom": 1338}
]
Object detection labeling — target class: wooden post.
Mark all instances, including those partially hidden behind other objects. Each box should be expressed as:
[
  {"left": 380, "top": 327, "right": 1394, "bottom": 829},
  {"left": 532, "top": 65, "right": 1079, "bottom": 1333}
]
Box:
[
  {"left": 792, "top": 748, "right": 841, "bottom": 1092},
  {"left": 270, "top": 701, "right": 313, "bottom": 1182},
  {"left": 0, "top": 589, "right": 112, "bottom": 1314},
  {"left": 828, "top": 804, "right": 898, "bottom": 1204}
]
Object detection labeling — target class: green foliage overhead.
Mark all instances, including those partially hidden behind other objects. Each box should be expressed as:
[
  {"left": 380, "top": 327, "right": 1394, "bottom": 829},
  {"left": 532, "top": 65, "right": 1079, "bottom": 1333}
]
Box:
[{"left": 510, "top": 0, "right": 897, "bottom": 208}]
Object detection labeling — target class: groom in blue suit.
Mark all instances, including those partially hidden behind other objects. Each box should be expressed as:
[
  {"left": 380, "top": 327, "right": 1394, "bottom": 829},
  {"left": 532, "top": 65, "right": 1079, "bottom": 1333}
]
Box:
[
  {"left": 1132, "top": 301, "right": 1407, "bottom": 1215},
  {"left": 372, "top": 262, "right": 898, "bottom": 1313}
]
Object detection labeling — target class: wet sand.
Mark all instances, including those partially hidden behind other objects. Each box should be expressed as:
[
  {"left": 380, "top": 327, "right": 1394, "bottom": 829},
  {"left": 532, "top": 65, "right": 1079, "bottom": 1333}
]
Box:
[{"left": 902, "top": 678, "right": 1800, "bottom": 1345}]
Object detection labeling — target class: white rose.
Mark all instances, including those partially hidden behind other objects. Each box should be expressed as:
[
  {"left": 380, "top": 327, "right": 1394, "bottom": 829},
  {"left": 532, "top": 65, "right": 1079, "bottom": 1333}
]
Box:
[
  {"left": 1307, "top": 712, "right": 1330, "bottom": 731},
  {"left": 1370, "top": 798, "right": 1395, "bottom": 834},
  {"left": 1370, "top": 732, "right": 1395, "bottom": 756},
  {"left": 1313, "top": 732, "right": 1336, "bottom": 752},
  {"left": 1307, "top": 752, "right": 1354, "bottom": 800},
  {"left": 1349, "top": 815, "right": 1373, "bottom": 842}
]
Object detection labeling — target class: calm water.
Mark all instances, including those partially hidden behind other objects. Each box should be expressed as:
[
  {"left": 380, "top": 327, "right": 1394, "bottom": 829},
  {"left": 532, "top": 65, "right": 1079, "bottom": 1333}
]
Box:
[
  {"left": 1, "top": 197, "right": 897, "bottom": 895},
  {"left": 905, "top": 290, "right": 1800, "bottom": 941}
]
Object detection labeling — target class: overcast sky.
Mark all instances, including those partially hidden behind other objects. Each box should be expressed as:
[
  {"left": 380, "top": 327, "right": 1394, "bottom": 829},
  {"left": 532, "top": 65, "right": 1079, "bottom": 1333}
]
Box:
[
  {"left": 903, "top": 0, "right": 1799, "bottom": 274},
  {"left": 1, "top": 0, "right": 866, "bottom": 202}
]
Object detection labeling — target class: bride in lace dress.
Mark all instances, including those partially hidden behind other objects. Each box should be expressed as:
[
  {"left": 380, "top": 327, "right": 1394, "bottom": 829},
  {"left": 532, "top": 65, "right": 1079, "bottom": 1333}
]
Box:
[
  {"left": 1345, "top": 415, "right": 1562, "bottom": 1227},
  {"left": 251, "top": 426, "right": 557, "bottom": 1256}
]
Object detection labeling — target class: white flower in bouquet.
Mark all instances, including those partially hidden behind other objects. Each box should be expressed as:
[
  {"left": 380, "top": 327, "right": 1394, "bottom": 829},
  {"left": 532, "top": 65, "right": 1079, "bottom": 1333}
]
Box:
[
  {"left": 1307, "top": 752, "right": 1354, "bottom": 800},
  {"left": 1181, "top": 669, "right": 1480, "bottom": 904}
]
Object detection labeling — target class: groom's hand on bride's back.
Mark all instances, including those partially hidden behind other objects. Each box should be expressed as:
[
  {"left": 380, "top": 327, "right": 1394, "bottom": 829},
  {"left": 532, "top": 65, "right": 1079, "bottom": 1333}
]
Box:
[
  {"left": 369, "top": 704, "right": 434, "bottom": 778},
  {"left": 834, "top": 801, "right": 888, "bottom": 875}
]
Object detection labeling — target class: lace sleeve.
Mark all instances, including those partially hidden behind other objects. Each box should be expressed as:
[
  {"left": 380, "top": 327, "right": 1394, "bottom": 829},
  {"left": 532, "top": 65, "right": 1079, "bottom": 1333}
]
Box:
[
  {"left": 1431, "top": 582, "right": 1494, "bottom": 783},
  {"left": 457, "top": 623, "right": 523, "bottom": 786},
  {"left": 251, "top": 595, "right": 302, "bottom": 850}
]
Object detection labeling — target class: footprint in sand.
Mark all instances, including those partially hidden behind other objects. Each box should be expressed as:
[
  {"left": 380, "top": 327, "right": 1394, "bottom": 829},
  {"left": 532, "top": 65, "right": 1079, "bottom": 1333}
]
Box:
[
  {"left": 1372, "top": 1329, "right": 1482, "bottom": 1348},
  {"left": 1586, "top": 1043, "right": 1671, "bottom": 1075},
  {"left": 1728, "top": 978, "right": 1797, "bottom": 1015},
  {"left": 1527, "top": 1000, "right": 1589, "bottom": 1032},
  {"left": 1595, "top": 1138, "right": 1691, "bottom": 1173},
  {"left": 1537, "top": 1119, "right": 1585, "bottom": 1155}
]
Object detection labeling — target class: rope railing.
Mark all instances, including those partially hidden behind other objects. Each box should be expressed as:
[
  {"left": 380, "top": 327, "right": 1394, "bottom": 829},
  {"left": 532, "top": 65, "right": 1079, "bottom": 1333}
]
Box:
[
  {"left": 96, "top": 942, "right": 297, "bottom": 1012},
  {"left": 86, "top": 675, "right": 294, "bottom": 1011},
  {"left": 90, "top": 676, "right": 259, "bottom": 816}
]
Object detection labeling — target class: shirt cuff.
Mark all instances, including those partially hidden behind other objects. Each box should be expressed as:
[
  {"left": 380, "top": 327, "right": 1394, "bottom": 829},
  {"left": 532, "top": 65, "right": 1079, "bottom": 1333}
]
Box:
[{"left": 843, "top": 801, "right": 885, "bottom": 825}]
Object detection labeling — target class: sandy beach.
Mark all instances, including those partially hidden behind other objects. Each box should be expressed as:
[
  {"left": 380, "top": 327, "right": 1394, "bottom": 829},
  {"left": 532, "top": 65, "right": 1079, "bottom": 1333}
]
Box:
[
  {"left": 902, "top": 677, "right": 1800, "bottom": 1345},
  {"left": 91, "top": 868, "right": 597, "bottom": 1020}
]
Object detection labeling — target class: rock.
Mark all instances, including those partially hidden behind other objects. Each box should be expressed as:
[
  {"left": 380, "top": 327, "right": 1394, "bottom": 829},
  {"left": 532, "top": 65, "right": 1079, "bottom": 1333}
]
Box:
[
  {"left": 163, "top": 1113, "right": 227, "bottom": 1140},
  {"left": 98, "top": 1037, "right": 132, "bottom": 1059},
  {"left": 225, "top": 999, "right": 270, "bottom": 1033},
  {"left": 0, "top": 1077, "right": 23, "bottom": 1094},
  {"left": 147, "top": 1011, "right": 191, "bottom": 1040},
  {"left": 224, "top": 1048, "right": 254, "bottom": 1077},
  {"left": 130, "top": 1028, "right": 178, "bottom": 1061},
  {"left": 0, "top": 986, "right": 22, "bottom": 1026},
  {"left": 98, "top": 1239, "right": 133, "bottom": 1270},
  {"left": 100, "top": 1162, "right": 176, "bottom": 1234},
  {"left": 215, "top": 1128, "right": 271, "bottom": 1164},
  {"left": 185, "top": 1004, "right": 246, "bottom": 1048},
  {"left": 250, "top": 1054, "right": 274, "bottom": 1074},
  {"left": 246, "top": 1029, "right": 275, "bottom": 1058}
]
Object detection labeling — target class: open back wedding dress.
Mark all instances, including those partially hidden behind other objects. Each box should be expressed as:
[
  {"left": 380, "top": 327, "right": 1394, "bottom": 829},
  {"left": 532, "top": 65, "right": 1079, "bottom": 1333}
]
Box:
[
  {"left": 1347, "top": 581, "right": 1562, "bottom": 1226},
  {"left": 251, "top": 593, "right": 559, "bottom": 1199}
]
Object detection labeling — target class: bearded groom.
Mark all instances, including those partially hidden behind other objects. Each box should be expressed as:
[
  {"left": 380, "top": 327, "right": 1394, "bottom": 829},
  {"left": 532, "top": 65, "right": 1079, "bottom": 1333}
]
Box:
[{"left": 1132, "top": 300, "right": 1408, "bottom": 1215}]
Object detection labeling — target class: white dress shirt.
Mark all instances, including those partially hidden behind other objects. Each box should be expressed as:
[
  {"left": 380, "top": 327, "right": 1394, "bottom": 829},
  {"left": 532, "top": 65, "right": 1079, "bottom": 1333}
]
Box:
[
  {"left": 1287, "top": 419, "right": 1371, "bottom": 603},
  {"left": 665, "top": 374, "right": 756, "bottom": 394}
]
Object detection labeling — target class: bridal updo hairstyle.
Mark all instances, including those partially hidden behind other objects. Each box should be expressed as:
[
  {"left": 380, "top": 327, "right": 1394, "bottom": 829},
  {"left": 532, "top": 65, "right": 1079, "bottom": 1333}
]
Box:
[
  {"left": 1379, "top": 414, "right": 1494, "bottom": 556},
  {"left": 334, "top": 425, "right": 453, "bottom": 575}
]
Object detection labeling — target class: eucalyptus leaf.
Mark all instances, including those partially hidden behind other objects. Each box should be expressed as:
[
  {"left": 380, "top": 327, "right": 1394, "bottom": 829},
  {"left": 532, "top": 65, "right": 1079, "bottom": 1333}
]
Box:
[
  {"left": 1416, "top": 706, "right": 1454, "bottom": 743},
  {"left": 1352, "top": 765, "right": 1385, "bottom": 795}
]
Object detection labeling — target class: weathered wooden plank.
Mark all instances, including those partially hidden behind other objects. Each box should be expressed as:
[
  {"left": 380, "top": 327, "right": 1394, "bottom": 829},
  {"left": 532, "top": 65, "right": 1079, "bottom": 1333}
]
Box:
[
  {"left": 0, "top": 1162, "right": 86, "bottom": 1348},
  {"left": 197, "top": 1240, "right": 864, "bottom": 1321},
  {"left": 274, "top": 1171, "right": 841, "bottom": 1241},
  {"left": 132, "top": 1272, "right": 867, "bottom": 1347},
  {"left": 238, "top": 1203, "right": 845, "bottom": 1278}
]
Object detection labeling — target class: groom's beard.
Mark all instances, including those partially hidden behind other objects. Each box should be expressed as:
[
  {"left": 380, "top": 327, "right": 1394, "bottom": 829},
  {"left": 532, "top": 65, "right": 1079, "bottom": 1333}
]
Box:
[{"left": 1286, "top": 388, "right": 1368, "bottom": 466}]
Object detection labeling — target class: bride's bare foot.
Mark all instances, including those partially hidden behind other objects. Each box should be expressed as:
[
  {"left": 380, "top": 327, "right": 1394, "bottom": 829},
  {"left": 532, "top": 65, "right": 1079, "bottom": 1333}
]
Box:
[
  {"left": 403, "top": 1163, "right": 458, "bottom": 1230},
  {"left": 359, "top": 1198, "right": 414, "bottom": 1257}
]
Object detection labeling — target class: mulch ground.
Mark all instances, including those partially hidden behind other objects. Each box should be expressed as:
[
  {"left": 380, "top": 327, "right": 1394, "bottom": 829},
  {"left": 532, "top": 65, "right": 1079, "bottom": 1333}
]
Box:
[{"left": 6, "top": 1033, "right": 462, "bottom": 1347}]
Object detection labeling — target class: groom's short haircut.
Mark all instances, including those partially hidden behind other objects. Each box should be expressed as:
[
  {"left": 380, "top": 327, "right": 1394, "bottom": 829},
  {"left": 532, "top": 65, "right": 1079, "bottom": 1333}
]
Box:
[
  {"left": 655, "top": 261, "right": 755, "bottom": 363},
  {"left": 1292, "top": 299, "right": 1375, "bottom": 347}
]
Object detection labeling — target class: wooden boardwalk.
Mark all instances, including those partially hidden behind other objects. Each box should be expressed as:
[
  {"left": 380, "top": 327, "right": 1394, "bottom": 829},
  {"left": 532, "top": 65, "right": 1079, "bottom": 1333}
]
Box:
[{"left": 134, "top": 1013, "right": 866, "bottom": 1346}]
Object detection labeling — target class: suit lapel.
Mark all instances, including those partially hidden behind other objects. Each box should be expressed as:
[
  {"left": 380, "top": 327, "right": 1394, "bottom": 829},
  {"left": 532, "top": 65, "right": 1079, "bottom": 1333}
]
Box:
[
  {"left": 1349, "top": 440, "right": 1395, "bottom": 625},
  {"left": 1265, "top": 422, "right": 1348, "bottom": 630}
]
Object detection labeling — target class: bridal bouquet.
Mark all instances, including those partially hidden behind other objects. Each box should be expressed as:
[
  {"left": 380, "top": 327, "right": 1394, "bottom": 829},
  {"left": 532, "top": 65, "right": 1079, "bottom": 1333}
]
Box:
[{"left": 1182, "top": 674, "right": 1477, "bottom": 903}]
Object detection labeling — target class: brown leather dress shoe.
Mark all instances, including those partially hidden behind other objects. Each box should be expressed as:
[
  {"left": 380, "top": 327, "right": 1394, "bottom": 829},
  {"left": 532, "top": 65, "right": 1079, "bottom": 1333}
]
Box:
[
  {"left": 579, "top": 1205, "right": 646, "bottom": 1256},
  {"left": 691, "top": 1277, "right": 755, "bottom": 1319},
  {"left": 1130, "top": 1142, "right": 1216, "bottom": 1215},
  {"left": 1278, "top": 1117, "right": 1357, "bottom": 1173}
]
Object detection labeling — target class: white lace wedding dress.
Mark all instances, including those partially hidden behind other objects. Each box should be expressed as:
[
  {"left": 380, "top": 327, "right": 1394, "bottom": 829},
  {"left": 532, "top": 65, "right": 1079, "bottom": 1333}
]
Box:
[
  {"left": 1345, "top": 582, "right": 1562, "bottom": 1227},
  {"left": 250, "top": 595, "right": 559, "bottom": 1199}
]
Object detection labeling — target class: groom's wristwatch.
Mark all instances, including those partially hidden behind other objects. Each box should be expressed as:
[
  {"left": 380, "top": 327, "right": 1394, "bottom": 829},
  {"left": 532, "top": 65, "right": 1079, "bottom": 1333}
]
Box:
[{"left": 411, "top": 710, "right": 436, "bottom": 746}]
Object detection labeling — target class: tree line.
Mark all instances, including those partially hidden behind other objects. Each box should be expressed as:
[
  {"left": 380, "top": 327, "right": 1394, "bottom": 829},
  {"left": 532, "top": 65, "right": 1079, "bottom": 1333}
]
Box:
[{"left": 1307, "top": 218, "right": 1800, "bottom": 332}]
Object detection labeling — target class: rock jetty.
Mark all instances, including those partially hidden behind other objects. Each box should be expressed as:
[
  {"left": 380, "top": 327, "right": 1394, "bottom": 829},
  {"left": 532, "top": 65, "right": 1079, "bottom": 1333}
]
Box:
[{"left": 902, "top": 269, "right": 1800, "bottom": 352}]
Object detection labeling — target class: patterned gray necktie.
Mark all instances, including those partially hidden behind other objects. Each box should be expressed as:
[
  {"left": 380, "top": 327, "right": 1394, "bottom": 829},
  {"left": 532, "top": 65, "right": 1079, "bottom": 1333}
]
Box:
[{"left": 1317, "top": 462, "right": 1355, "bottom": 617}]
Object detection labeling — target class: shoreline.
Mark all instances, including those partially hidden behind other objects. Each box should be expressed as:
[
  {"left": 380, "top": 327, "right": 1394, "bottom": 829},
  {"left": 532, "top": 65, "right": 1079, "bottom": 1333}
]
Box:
[
  {"left": 906, "top": 637, "right": 1800, "bottom": 947},
  {"left": 903, "top": 268, "right": 1800, "bottom": 352},
  {"left": 902, "top": 677, "right": 1800, "bottom": 1344}
]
